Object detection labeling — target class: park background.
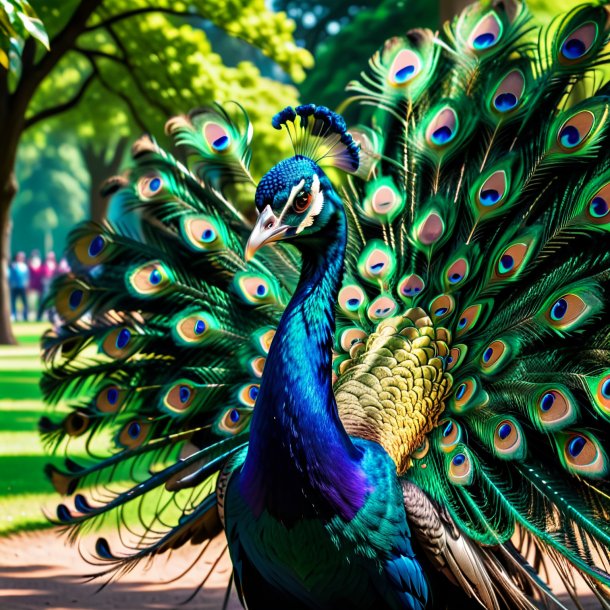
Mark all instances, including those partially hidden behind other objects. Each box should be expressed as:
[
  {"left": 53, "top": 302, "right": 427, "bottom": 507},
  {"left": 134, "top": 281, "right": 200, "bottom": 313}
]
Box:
[{"left": 0, "top": 0, "right": 598, "bottom": 608}]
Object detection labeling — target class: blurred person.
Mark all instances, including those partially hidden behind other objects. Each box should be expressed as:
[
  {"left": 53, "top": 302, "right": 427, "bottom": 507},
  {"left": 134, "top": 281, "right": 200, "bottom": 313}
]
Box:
[
  {"left": 57, "top": 256, "right": 70, "bottom": 275},
  {"left": 9, "top": 252, "right": 29, "bottom": 322},
  {"left": 37, "top": 251, "right": 57, "bottom": 322},
  {"left": 28, "top": 249, "right": 44, "bottom": 316}
]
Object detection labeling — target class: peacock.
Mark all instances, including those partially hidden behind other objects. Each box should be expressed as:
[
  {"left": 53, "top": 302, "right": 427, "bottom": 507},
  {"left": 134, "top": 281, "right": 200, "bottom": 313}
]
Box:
[{"left": 40, "top": 0, "right": 610, "bottom": 608}]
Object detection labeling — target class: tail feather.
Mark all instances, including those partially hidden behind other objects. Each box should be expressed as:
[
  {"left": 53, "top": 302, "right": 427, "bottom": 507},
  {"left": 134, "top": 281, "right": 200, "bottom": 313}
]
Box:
[
  {"left": 333, "top": 0, "right": 610, "bottom": 603},
  {"left": 40, "top": 107, "right": 297, "bottom": 577}
]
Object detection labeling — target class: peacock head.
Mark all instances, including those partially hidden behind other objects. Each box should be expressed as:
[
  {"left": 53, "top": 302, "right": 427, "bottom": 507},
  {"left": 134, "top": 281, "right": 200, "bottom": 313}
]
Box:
[{"left": 245, "top": 105, "right": 359, "bottom": 261}]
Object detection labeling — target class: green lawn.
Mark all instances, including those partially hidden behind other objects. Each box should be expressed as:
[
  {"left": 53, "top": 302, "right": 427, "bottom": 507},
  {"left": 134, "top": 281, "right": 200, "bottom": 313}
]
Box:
[
  {"left": 0, "top": 323, "right": 206, "bottom": 544},
  {"left": 0, "top": 322, "right": 57, "bottom": 535}
]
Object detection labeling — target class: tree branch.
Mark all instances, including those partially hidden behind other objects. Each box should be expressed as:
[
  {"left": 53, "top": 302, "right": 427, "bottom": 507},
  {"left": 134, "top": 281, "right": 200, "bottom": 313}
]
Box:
[
  {"left": 75, "top": 46, "right": 125, "bottom": 65},
  {"left": 85, "top": 8, "right": 197, "bottom": 32},
  {"left": 104, "top": 25, "right": 173, "bottom": 117},
  {"left": 24, "top": 67, "right": 98, "bottom": 130},
  {"left": 17, "top": 0, "right": 104, "bottom": 102},
  {"left": 96, "top": 72, "right": 148, "bottom": 133}
]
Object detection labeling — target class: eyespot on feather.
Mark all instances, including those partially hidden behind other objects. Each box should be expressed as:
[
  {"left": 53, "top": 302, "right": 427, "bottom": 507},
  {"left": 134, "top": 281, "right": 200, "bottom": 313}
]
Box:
[
  {"left": 238, "top": 384, "right": 260, "bottom": 407},
  {"left": 55, "top": 283, "right": 89, "bottom": 321},
  {"left": 417, "top": 212, "right": 444, "bottom": 245},
  {"left": 448, "top": 448, "right": 473, "bottom": 485},
  {"left": 367, "top": 295, "right": 398, "bottom": 321},
  {"left": 596, "top": 374, "right": 610, "bottom": 415},
  {"left": 338, "top": 327, "right": 367, "bottom": 352},
  {"left": 249, "top": 356, "right": 266, "bottom": 378},
  {"left": 101, "top": 327, "right": 135, "bottom": 359},
  {"left": 493, "top": 419, "right": 525, "bottom": 459},
  {"left": 480, "top": 339, "right": 510, "bottom": 373},
  {"left": 216, "top": 407, "right": 251, "bottom": 435},
  {"left": 469, "top": 12, "right": 503, "bottom": 52},
  {"left": 543, "top": 293, "right": 588, "bottom": 331},
  {"left": 559, "top": 22, "right": 598, "bottom": 63},
  {"left": 180, "top": 216, "right": 227, "bottom": 252},
  {"left": 557, "top": 111, "right": 595, "bottom": 151},
  {"left": 234, "top": 272, "right": 281, "bottom": 306},
  {"left": 445, "top": 258, "right": 469, "bottom": 288},
  {"left": 493, "top": 242, "right": 529, "bottom": 280},
  {"left": 560, "top": 431, "right": 608, "bottom": 477},
  {"left": 445, "top": 345, "right": 467, "bottom": 371},
  {"left": 451, "top": 376, "right": 488, "bottom": 413},
  {"left": 363, "top": 182, "right": 405, "bottom": 223},
  {"left": 338, "top": 283, "right": 367, "bottom": 317},
  {"left": 45, "top": 464, "right": 78, "bottom": 496},
  {"left": 118, "top": 420, "right": 150, "bottom": 449},
  {"left": 429, "top": 294, "right": 455, "bottom": 322},
  {"left": 586, "top": 182, "right": 610, "bottom": 225},
  {"left": 492, "top": 71, "right": 524, "bottom": 113},
  {"left": 426, "top": 107, "right": 458, "bottom": 147},
  {"left": 126, "top": 261, "right": 173, "bottom": 297},
  {"left": 478, "top": 171, "right": 507, "bottom": 209},
  {"left": 64, "top": 411, "right": 90, "bottom": 437},
  {"left": 388, "top": 49, "right": 422, "bottom": 87},
  {"left": 452, "top": 377, "right": 476, "bottom": 411},
  {"left": 584, "top": 371, "right": 610, "bottom": 419},
  {"left": 203, "top": 121, "right": 231, "bottom": 153},
  {"left": 455, "top": 304, "right": 483, "bottom": 337},
  {"left": 357, "top": 241, "right": 396, "bottom": 283},
  {"left": 171, "top": 311, "right": 217, "bottom": 346},
  {"left": 96, "top": 385, "right": 126, "bottom": 413},
  {"left": 397, "top": 274, "right": 425, "bottom": 300},
  {"left": 137, "top": 174, "right": 164, "bottom": 199},
  {"left": 534, "top": 388, "right": 577, "bottom": 430},
  {"left": 164, "top": 382, "right": 196, "bottom": 413},
  {"left": 371, "top": 185, "right": 402, "bottom": 220},
  {"left": 73, "top": 233, "right": 110, "bottom": 266},
  {"left": 253, "top": 327, "right": 275, "bottom": 354},
  {"left": 438, "top": 419, "right": 461, "bottom": 452}
]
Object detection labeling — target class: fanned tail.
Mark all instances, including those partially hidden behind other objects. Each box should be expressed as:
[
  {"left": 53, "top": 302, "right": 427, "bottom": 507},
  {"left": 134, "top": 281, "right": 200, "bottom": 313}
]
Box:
[
  {"left": 40, "top": 105, "right": 295, "bottom": 581},
  {"left": 332, "top": 0, "right": 610, "bottom": 605}
]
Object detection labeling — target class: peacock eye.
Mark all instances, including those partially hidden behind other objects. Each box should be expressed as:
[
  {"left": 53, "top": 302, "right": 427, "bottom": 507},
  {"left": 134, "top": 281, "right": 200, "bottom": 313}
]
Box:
[{"left": 293, "top": 191, "right": 312, "bottom": 213}]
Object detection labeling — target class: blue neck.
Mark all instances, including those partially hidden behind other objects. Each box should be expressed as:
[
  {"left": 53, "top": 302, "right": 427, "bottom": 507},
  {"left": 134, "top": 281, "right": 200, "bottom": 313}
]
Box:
[{"left": 241, "top": 197, "right": 368, "bottom": 523}]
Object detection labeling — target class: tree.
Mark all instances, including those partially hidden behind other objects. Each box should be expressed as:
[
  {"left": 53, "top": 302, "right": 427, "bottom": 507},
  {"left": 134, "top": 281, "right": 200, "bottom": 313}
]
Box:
[
  {"left": 299, "top": 0, "right": 438, "bottom": 110},
  {"left": 273, "top": 1, "right": 380, "bottom": 50},
  {"left": 12, "top": 136, "right": 88, "bottom": 256},
  {"left": 0, "top": 0, "right": 312, "bottom": 344}
]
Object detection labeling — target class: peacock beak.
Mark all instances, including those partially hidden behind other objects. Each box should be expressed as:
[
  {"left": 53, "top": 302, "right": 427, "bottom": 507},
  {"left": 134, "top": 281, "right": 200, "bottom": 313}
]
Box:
[{"left": 245, "top": 205, "right": 291, "bottom": 262}]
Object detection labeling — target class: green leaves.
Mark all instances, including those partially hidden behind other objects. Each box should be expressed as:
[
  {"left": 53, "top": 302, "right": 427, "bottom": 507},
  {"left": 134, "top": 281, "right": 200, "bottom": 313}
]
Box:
[{"left": 0, "top": 0, "right": 48, "bottom": 74}]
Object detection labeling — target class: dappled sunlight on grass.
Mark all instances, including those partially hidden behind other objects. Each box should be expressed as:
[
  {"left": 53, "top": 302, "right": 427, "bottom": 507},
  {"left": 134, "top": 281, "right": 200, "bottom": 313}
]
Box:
[{"left": 0, "top": 323, "right": 53, "bottom": 535}]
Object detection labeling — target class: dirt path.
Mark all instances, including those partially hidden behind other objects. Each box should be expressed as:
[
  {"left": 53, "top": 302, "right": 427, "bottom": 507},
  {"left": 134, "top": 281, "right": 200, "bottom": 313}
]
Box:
[
  {"left": 0, "top": 529, "right": 241, "bottom": 610},
  {"left": 0, "top": 528, "right": 601, "bottom": 609}
]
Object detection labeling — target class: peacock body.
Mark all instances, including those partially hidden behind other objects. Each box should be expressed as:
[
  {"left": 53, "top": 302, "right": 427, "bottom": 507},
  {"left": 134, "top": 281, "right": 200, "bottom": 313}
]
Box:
[{"left": 41, "top": 1, "right": 610, "bottom": 608}]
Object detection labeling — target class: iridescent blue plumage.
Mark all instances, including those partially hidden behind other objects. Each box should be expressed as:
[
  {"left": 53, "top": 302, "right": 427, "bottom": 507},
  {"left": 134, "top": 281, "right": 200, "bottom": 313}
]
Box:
[{"left": 227, "top": 162, "right": 427, "bottom": 607}]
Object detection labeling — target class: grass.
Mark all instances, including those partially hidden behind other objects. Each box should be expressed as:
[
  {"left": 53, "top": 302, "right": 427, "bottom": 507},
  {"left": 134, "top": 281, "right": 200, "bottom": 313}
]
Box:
[{"left": 0, "top": 322, "right": 59, "bottom": 535}]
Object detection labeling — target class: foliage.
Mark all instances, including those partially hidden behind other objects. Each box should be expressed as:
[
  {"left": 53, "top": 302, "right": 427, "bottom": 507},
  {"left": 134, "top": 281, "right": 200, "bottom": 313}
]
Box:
[
  {"left": 12, "top": 136, "right": 88, "bottom": 255},
  {"left": 299, "top": 0, "right": 438, "bottom": 110},
  {"left": 6, "top": 0, "right": 314, "bottom": 259},
  {"left": 0, "top": 0, "right": 48, "bottom": 73},
  {"left": 273, "top": 0, "right": 380, "bottom": 49}
]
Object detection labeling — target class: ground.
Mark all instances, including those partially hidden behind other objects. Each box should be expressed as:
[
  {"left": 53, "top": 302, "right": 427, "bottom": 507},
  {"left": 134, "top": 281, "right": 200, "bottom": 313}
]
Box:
[
  {"left": 0, "top": 530, "right": 241, "bottom": 610},
  {"left": 0, "top": 323, "right": 600, "bottom": 609},
  {"left": 0, "top": 323, "right": 241, "bottom": 609}
]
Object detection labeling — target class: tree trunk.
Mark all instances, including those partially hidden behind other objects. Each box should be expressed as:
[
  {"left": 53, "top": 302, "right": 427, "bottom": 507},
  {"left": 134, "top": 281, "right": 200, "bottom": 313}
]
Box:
[
  {"left": 440, "top": 0, "right": 471, "bottom": 24},
  {"left": 0, "top": 175, "right": 17, "bottom": 345},
  {"left": 0, "top": 0, "right": 105, "bottom": 344},
  {"left": 83, "top": 137, "right": 129, "bottom": 222}
]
